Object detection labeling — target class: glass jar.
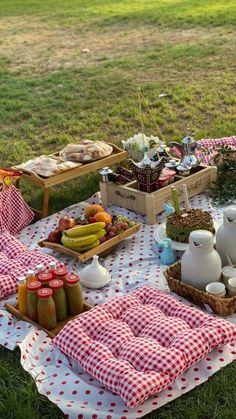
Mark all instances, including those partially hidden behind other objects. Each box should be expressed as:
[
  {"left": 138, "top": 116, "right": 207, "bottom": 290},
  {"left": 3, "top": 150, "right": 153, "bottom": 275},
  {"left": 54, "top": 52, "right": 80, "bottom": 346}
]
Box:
[
  {"left": 27, "top": 281, "right": 41, "bottom": 322},
  {"left": 54, "top": 266, "right": 68, "bottom": 283},
  {"left": 37, "top": 288, "right": 57, "bottom": 330},
  {"left": 49, "top": 279, "right": 67, "bottom": 321},
  {"left": 37, "top": 272, "right": 52, "bottom": 288},
  {"left": 65, "top": 273, "right": 83, "bottom": 315}
]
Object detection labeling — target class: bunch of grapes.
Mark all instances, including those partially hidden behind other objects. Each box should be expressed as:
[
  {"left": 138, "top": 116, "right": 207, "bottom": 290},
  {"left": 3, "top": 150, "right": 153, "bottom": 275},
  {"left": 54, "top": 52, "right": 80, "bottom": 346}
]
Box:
[
  {"left": 75, "top": 218, "right": 89, "bottom": 226},
  {"left": 99, "top": 214, "right": 136, "bottom": 243}
]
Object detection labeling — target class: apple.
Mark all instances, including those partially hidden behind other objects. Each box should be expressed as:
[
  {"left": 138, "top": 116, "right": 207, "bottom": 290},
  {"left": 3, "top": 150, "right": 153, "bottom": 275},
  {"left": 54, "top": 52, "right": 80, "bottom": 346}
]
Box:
[
  {"left": 47, "top": 229, "right": 62, "bottom": 243},
  {"left": 58, "top": 215, "right": 76, "bottom": 231}
]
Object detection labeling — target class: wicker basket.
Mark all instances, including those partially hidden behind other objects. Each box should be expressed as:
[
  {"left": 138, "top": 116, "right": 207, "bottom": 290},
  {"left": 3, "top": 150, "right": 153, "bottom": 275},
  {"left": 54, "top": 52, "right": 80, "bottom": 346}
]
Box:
[{"left": 164, "top": 262, "right": 236, "bottom": 316}]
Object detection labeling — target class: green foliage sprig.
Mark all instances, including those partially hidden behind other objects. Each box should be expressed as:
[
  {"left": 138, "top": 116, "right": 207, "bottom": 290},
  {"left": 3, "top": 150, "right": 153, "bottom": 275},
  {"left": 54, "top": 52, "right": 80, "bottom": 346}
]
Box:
[{"left": 210, "top": 145, "right": 236, "bottom": 206}]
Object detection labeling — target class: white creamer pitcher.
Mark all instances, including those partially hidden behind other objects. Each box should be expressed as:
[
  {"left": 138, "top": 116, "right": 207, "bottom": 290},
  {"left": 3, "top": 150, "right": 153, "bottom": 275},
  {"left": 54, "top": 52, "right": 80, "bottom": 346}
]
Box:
[
  {"left": 181, "top": 230, "right": 222, "bottom": 290},
  {"left": 216, "top": 205, "right": 236, "bottom": 267}
]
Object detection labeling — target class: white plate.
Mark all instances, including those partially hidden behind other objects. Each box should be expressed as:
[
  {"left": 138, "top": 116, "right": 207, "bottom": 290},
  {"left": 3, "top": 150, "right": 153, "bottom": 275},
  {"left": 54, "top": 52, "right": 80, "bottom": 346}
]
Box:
[{"left": 154, "top": 219, "right": 220, "bottom": 251}]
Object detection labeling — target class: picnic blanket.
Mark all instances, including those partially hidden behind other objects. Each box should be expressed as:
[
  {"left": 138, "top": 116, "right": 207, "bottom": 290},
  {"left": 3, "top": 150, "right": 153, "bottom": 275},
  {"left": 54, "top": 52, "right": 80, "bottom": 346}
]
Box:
[{"left": 0, "top": 192, "right": 235, "bottom": 419}]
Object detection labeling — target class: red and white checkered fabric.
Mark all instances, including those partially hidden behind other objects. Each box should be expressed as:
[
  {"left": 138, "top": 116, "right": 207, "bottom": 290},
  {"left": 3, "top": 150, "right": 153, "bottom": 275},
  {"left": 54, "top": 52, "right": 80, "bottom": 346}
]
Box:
[
  {"left": 199, "top": 136, "right": 236, "bottom": 165},
  {"left": 0, "top": 185, "right": 34, "bottom": 235},
  {"left": 53, "top": 285, "right": 236, "bottom": 408},
  {"left": 0, "top": 232, "right": 64, "bottom": 299}
]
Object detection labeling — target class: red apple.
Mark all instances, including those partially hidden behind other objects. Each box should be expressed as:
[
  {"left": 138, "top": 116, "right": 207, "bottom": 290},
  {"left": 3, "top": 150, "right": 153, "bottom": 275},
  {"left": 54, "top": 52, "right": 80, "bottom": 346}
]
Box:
[
  {"left": 58, "top": 215, "right": 76, "bottom": 231},
  {"left": 47, "top": 229, "right": 62, "bottom": 243}
]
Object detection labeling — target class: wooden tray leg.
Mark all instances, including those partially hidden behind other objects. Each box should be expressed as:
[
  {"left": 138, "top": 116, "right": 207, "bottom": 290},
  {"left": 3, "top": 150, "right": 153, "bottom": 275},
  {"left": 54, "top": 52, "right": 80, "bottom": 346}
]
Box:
[{"left": 42, "top": 187, "right": 50, "bottom": 218}]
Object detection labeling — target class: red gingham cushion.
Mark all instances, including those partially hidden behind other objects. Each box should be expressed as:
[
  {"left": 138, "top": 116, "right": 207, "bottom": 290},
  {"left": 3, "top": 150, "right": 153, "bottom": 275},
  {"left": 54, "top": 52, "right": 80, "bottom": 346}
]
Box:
[
  {"left": 0, "top": 186, "right": 34, "bottom": 235},
  {"left": 53, "top": 285, "right": 236, "bottom": 408},
  {"left": 0, "top": 274, "right": 18, "bottom": 299},
  {"left": 0, "top": 234, "right": 64, "bottom": 299}
]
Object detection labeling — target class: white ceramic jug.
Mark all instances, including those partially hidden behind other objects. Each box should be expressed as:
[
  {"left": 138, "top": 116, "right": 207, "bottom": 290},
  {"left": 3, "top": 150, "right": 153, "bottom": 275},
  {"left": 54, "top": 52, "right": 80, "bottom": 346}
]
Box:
[
  {"left": 181, "top": 230, "right": 222, "bottom": 290},
  {"left": 216, "top": 205, "right": 236, "bottom": 267}
]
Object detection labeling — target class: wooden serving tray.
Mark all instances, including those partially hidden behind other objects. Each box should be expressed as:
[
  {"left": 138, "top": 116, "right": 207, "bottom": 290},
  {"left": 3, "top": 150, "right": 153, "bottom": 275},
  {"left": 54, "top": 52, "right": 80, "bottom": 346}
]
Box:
[
  {"left": 15, "top": 144, "right": 127, "bottom": 188},
  {"left": 38, "top": 223, "right": 141, "bottom": 262},
  {"left": 5, "top": 302, "right": 92, "bottom": 338}
]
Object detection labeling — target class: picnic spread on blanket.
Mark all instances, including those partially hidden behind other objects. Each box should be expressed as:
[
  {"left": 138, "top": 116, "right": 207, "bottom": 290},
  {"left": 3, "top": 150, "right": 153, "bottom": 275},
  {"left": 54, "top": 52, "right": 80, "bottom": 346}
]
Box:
[{"left": 0, "top": 134, "right": 236, "bottom": 418}]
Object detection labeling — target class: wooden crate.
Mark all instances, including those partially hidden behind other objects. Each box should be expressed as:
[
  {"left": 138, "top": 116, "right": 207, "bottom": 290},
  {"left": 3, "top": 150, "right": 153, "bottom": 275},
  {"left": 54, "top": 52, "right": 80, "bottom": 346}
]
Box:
[
  {"left": 14, "top": 144, "right": 127, "bottom": 218},
  {"left": 100, "top": 165, "right": 217, "bottom": 224},
  {"left": 38, "top": 223, "right": 141, "bottom": 262},
  {"left": 5, "top": 302, "right": 92, "bottom": 338}
]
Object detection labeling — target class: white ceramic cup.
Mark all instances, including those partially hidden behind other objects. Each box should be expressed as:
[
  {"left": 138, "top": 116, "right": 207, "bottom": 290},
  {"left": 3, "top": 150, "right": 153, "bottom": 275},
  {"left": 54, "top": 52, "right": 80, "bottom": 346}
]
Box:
[
  {"left": 228, "top": 277, "right": 236, "bottom": 297},
  {"left": 222, "top": 266, "right": 236, "bottom": 286},
  {"left": 205, "top": 282, "right": 226, "bottom": 297}
]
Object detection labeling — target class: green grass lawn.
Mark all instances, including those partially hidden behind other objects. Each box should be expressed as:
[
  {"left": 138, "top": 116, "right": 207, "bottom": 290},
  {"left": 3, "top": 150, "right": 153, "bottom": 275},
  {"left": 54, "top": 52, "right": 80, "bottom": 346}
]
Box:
[{"left": 0, "top": 0, "right": 236, "bottom": 417}]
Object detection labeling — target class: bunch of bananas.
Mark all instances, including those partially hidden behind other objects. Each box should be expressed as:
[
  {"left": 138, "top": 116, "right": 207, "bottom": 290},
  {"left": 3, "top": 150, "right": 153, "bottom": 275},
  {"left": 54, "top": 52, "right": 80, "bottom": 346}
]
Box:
[{"left": 61, "top": 222, "right": 106, "bottom": 253}]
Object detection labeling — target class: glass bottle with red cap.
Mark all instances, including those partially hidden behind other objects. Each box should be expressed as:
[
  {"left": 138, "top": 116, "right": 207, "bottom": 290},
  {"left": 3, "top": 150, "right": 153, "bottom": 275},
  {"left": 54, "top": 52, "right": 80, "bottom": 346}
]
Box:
[
  {"left": 27, "top": 281, "right": 41, "bottom": 322},
  {"left": 49, "top": 279, "right": 67, "bottom": 321},
  {"left": 37, "top": 272, "right": 53, "bottom": 288},
  {"left": 49, "top": 261, "right": 57, "bottom": 279},
  {"left": 65, "top": 273, "right": 83, "bottom": 315},
  {"left": 36, "top": 264, "right": 45, "bottom": 278},
  {"left": 54, "top": 266, "right": 68, "bottom": 283},
  {"left": 37, "top": 288, "right": 57, "bottom": 330}
]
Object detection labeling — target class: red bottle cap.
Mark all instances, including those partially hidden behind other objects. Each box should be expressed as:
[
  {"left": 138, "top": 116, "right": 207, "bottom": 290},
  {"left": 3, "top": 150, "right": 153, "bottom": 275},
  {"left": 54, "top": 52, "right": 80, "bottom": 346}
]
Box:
[
  {"left": 37, "top": 272, "right": 53, "bottom": 283},
  {"left": 38, "top": 288, "right": 53, "bottom": 298},
  {"left": 54, "top": 266, "right": 68, "bottom": 277},
  {"left": 65, "top": 273, "right": 80, "bottom": 284},
  {"left": 49, "top": 279, "right": 64, "bottom": 289},
  {"left": 27, "top": 281, "right": 41, "bottom": 291}
]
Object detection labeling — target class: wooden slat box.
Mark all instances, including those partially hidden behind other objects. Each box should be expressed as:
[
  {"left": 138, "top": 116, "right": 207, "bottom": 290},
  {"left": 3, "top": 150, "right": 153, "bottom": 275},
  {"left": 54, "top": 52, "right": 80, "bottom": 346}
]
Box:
[{"left": 100, "top": 165, "right": 217, "bottom": 224}]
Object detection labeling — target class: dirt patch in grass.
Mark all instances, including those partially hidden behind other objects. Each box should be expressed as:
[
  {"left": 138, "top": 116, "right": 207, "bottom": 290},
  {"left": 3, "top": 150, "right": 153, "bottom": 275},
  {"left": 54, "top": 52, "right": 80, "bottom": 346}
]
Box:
[{"left": 0, "top": 16, "right": 234, "bottom": 74}]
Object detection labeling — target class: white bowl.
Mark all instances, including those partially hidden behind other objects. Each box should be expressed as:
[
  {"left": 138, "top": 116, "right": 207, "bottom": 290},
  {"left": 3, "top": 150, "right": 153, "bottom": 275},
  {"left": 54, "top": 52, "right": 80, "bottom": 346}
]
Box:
[{"left": 206, "top": 282, "right": 226, "bottom": 297}]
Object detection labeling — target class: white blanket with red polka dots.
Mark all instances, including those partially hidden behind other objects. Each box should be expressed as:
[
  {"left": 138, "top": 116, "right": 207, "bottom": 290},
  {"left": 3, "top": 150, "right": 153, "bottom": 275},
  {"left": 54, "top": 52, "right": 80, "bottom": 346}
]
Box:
[{"left": 0, "top": 191, "right": 235, "bottom": 419}]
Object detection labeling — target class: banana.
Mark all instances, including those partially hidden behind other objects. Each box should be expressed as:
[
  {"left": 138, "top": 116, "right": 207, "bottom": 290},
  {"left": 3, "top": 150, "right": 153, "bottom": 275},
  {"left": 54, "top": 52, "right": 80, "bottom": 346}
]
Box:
[
  {"left": 61, "top": 229, "right": 106, "bottom": 249},
  {"left": 74, "top": 239, "right": 100, "bottom": 253},
  {"left": 65, "top": 222, "right": 106, "bottom": 238},
  {"left": 62, "top": 233, "right": 98, "bottom": 249}
]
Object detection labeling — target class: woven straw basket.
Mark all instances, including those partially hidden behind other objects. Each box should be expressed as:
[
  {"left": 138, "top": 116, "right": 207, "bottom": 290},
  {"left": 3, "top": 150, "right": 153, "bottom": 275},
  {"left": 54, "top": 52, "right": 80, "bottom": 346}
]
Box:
[{"left": 164, "top": 262, "right": 236, "bottom": 316}]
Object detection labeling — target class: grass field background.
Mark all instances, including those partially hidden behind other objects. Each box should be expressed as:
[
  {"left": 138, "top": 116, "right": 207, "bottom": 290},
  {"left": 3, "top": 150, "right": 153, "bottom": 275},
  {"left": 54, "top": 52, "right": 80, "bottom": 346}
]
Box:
[{"left": 0, "top": 0, "right": 236, "bottom": 417}]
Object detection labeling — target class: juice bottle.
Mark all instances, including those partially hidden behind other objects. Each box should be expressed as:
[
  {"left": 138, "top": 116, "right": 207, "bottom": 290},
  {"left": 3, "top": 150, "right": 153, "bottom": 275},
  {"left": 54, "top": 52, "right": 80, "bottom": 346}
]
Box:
[
  {"left": 18, "top": 276, "right": 27, "bottom": 315},
  {"left": 27, "top": 281, "right": 41, "bottom": 322},
  {"left": 27, "top": 269, "right": 36, "bottom": 284},
  {"left": 54, "top": 266, "right": 68, "bottom": 283},
  {"left": 49, "top": 279, "right": 67, "bottom": 321},
  {"left": 37, "top": 288, "right": 57, "bottom": 330},
  {"left": 49, "top": 261, "right": 57, "bottom": 279},
  {"left": 37, "top": 272, "right": 52, "bottom": 288},
  {"left": 65, "top": 273, "right": 83, "bottom": 315},
  {"left": 36, "top": 264, "right": 45, "bottom": 278}
]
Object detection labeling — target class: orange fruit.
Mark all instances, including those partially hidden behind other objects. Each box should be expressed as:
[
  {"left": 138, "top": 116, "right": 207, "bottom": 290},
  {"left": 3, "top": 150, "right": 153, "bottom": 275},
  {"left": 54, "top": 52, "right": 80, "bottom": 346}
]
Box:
[
  {"left": 93, "top": 211, "right": 112, "bottom": 224},
  {"left": 84, "top": 204, "right": 105, "bottom": 220}
]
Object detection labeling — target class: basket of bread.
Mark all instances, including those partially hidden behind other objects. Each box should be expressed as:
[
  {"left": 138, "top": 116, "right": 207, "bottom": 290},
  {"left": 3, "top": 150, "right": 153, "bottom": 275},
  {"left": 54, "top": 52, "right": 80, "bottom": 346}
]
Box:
[{"left": 60, "top": 140, "right": 113, "bottom": 163}]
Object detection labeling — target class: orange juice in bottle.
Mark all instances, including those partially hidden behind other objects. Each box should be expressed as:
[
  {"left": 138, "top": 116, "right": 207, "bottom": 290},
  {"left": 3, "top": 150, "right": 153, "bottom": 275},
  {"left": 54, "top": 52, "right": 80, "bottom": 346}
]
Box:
[
  {"left": 18, "top": 276, "right": 27, "bottom": 315},
  {"left": 27, "top": 269, "right": 36, "bottom": 284}
]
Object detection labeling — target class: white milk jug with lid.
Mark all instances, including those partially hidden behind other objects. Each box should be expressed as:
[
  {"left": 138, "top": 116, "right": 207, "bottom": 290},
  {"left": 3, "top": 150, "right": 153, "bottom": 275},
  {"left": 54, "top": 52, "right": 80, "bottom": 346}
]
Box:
[
  {"left": 181, "top": 230, "right": 222, "bottom": 290},
  {"left": 216, "top": 205, "right": 236, "bottom": 267}
]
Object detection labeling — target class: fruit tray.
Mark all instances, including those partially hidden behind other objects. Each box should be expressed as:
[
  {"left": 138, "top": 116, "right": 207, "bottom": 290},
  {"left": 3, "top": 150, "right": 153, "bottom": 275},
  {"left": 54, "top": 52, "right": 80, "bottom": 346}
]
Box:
[
  {"left": 38, "top": 223, "right": 141, "bottom": 262},
  {"left": 5, "top": 302, "right": 92, "bottom": 338},
  {"left": 164, "top": 261, "right": 236, "bottom": 316}
]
